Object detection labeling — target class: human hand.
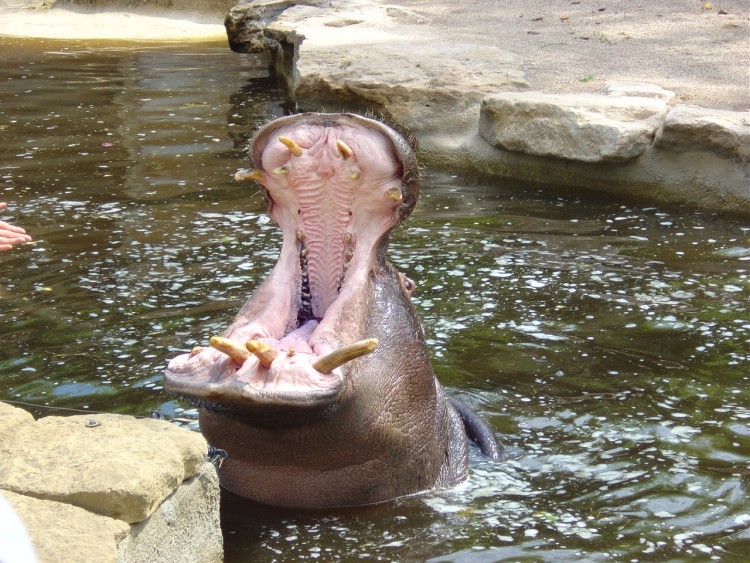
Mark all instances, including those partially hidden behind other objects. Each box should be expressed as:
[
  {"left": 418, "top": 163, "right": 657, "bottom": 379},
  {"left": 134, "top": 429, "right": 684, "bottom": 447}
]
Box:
[{"left": 0, "top": 202, "right": 32, "bottom": 252}]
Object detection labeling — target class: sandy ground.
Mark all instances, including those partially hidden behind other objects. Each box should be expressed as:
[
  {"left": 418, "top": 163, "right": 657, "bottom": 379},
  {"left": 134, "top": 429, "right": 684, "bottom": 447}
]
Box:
[
  {"left": 0, "top": 1, "right": 748, "bottom": 110},
  {"left": 392, "top": 0, "right": 750, "bottom": 111},
  {"left": 0, "top": 1, "right": 226, "bottom": 41}
]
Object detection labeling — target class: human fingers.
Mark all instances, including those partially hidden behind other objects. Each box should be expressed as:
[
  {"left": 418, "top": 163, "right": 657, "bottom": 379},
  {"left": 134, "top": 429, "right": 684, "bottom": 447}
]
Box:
[
  {"left": 0, "top": 220, "right": 28, "bottom": 235},
  {"left": 0, "top": 231, "right": 32, "bottom": 244}
]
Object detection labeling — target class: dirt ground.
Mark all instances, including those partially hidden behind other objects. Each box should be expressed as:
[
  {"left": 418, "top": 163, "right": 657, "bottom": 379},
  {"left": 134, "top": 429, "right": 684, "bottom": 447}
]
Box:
[{"left": 391, "top": 0, "right": 750, "bottom": 110}]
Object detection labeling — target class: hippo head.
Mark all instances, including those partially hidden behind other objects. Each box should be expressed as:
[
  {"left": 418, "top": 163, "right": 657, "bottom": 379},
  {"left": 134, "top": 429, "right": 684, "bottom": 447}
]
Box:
[
  {"left": 165, "top": 113, "right": 419, "bottom": 416},
  {"left": 164, "top": 113, "right": 473, "bottom": 508}
]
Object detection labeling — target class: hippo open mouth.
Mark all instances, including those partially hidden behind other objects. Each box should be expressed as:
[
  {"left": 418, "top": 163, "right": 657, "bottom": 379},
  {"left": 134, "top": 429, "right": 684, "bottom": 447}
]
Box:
[{"left": 164, "top": 113, "right": 419, "bottom": 411}]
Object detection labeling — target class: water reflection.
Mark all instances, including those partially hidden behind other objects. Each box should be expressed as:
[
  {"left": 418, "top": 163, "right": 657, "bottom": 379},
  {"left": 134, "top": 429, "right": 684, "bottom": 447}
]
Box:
[{"left": 0, "top": 38, "right": 748, "bottom": 562}]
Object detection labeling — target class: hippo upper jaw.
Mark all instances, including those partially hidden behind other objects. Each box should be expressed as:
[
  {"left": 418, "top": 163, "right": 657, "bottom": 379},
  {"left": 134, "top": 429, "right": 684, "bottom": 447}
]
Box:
[{"left": 164, "top": 113, "right": 420, "bottom": 413}]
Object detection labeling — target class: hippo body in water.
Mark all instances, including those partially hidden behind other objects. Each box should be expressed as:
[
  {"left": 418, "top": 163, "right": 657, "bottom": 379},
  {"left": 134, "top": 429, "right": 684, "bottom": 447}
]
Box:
[{"left": 164, "top": 113, "right": 500, "bottom": 509}]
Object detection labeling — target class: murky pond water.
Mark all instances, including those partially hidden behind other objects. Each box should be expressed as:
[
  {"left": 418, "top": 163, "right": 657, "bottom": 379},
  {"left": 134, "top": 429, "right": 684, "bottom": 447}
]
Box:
[{"left": 1, "top": 38, "right": 748, "bottom": 562}]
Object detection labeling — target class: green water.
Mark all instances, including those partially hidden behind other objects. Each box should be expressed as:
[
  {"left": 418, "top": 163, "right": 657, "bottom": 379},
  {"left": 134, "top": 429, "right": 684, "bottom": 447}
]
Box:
[{"left": 0, "top": 38, "right": 748, "bottom": 562}]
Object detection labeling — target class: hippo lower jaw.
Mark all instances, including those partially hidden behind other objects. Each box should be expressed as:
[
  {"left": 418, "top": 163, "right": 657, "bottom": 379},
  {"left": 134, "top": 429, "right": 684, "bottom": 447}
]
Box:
[{"left": 164, "top": 113, "right": 418, "bottom": 413}]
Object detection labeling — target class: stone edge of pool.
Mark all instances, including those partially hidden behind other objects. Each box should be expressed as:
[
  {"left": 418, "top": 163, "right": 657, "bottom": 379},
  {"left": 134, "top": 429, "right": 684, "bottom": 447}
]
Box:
[
  {"left": 0, "top": 401, "right": 223, "bottom": 563},
  {"left": 225, "top": 0, "right": 750, "bottom": 217}
]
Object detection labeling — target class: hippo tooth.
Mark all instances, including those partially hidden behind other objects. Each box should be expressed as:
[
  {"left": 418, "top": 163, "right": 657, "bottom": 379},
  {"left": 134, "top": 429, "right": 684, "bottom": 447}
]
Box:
[
  {"left": 245, "top": 340, "right": 278, "bottom": 369},
  {"left": 279, "top": 135, "right": 303, "bottom": 157},
  {"left": 384, "top": 187, "right": 403, "bottom": 201},
  {"left": 312, "top": 338, "right": 379, "bottom": 374},
  {"left": 272, "top": 166, "right": 289, "bottom": 175},
  {"left": 209, "top": 336, "right": 250, "bottom": 365},
  {"left": 234, "top": 168, "right": 265, "bottom": 183},
  {"left": 189, "top": 346, "right": 206, "bottom": 357},
  {"left": 336, "top": 139, "right": 353, "bottom": 159}
]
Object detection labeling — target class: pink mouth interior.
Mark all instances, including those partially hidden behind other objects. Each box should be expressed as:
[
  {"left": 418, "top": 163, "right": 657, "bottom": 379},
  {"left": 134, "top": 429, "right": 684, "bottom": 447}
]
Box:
[{"left": 165, "top": 116, "right": 409, "bottom": 404}]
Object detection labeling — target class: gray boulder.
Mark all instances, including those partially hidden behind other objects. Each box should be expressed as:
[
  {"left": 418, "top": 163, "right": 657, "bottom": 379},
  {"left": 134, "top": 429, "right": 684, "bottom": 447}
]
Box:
[
  {"left": 657, "top": 105, "right": 750, "bottom": 162},
  {"left": 479, "top": 92, "right": 669, "bottom": 163}
]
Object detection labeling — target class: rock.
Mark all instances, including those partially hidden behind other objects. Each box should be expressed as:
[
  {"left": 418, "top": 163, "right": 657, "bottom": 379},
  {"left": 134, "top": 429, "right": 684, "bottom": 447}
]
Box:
[
  {"left": 3, "top": 489, "right": 130, "bottom": 563},
  {"left": 606, "top": 81, "right": 676, "bottom": 103},
  {"left": 479, "top": 92, "right": 669, "bottom": 162},
  {"left": 0, "top": 411, "right": 207, "bottom": 523},
  {"left": 224, "top": 0, "right": 295, "bottom": 54},
  {"left": 656, "top": 105, "right": 750, "bottom": 162},
  {"left": 0, "top": 403, "right": 222, "bottom": 562},
  {"left": 116, "top": 462, "right": 223, "bottom": 563},
  {"left": 226, "top": 0, "right": 529, "bottom": 134},
  {"left": 0, "top": 401, "right": 34, "bottom": 439},
  {"left": 3, "top": 464, "right": 222, "bottom": 563}
]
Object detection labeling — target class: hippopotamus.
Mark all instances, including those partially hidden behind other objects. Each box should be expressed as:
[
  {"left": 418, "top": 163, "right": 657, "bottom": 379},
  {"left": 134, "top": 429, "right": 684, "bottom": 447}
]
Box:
[{"left": 164, "top": 113, "right": 500, "bottom": 509}]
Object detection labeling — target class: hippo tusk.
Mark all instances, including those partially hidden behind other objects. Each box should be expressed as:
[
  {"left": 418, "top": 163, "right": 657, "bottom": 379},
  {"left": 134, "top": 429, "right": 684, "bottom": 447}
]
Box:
[
  {"left": 245, "top": 340, "right": 278, "bottom": 369},
  {"left": 336, "top": 139, "right": 353, "bottom": 159},
  {"left": 312, "top": 338, "right": 379, "bottom": 374},
  {"left": 210, "top": 336, "right": 250, "bottom": 365},
  {"left": 235, "top": 168, "right": 265, "bottom": 183},
  {"left": 384, "top": 187, "right": 403, "bottom": 201},
  {"left": 279, "top": 136, "right": 303, "bottom": 157}
]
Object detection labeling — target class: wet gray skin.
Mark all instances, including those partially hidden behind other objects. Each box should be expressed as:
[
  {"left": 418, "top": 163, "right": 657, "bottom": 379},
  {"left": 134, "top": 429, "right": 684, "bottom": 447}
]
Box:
[{"left": 164, "top": 113, "right": 482, "bottom": 509}]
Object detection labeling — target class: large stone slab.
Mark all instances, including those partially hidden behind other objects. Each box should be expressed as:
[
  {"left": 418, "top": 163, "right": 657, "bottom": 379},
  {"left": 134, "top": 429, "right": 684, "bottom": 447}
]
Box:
[
  {"left": 117, "top": 461, "right": 223, "bottom": 563},
  {"left": 656, "top": 105, "right": 750, "bottom": 162},
  {"left": 3, "top": 489, "right": 130, "bottom": 563},
  {"left": 0, "top": 400, "right": 34, "bottom": 438},
  {"left": 0, "top": 410, "right": 207, "bottom": 523},
  {"left": 479, "top": 92, "right": 669, "bottom": 163},
  {"left": 228, "top": 0, "right": 528, "bottom": 133}
]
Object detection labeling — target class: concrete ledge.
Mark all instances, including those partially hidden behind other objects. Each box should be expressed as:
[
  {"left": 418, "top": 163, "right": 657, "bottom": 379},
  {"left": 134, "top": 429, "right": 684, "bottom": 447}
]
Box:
[{"left": 0, "top": 402, "right": 222, "bottom": 563}]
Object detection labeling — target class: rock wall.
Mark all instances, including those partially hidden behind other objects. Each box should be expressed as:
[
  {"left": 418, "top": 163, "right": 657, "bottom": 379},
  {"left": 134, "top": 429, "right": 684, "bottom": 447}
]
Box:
[{"left": 0, "top": 402, "right": 223, "bottom": 563}]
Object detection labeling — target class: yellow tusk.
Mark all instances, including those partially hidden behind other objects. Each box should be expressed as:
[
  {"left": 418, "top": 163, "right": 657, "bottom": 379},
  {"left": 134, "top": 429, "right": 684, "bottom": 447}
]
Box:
[
  {"left": 189, "top": 346, "right": 205, "bottom": 357},
  {"left": 312, "top": 338, "right": 379, "bottom": 374},
  {"left": 246, "top": 340, "right": 278, "bottom": 369},
  {"left": 209, "top": 336, "right": 250, "bottom": 365},
  {"left": 279, "top": 136, "right": 303, "bottom": 157},
  {"left": 272, "top": 166, "right": 289, "bottom": 175},
  {"left": 336, "top": 139, "right": 353, "bottom": 159},
  {"left": 234, "top": 168, "right": 265, "bottom": 183},
  {"left": 384, "top": 187, "right": 403, "bottom": 201}
]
